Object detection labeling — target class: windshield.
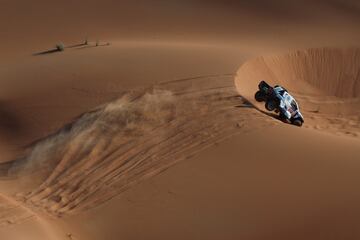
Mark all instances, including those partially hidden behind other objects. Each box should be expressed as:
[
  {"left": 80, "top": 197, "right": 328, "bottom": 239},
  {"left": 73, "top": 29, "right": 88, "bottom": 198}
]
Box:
[{"left": 291, "top": 100, "right": 298, "bottom": 110}]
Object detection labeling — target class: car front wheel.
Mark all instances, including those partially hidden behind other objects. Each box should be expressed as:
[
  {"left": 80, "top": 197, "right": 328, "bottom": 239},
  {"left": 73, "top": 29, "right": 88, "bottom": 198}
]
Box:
[{"left": 292, "top": 119, "right": 303, "bottom": 127}]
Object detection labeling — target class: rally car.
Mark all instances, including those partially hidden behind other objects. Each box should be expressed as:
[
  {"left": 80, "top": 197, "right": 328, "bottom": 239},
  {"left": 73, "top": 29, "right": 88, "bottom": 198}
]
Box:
[{"left": 254, "top": 81, "right": 304, "bottom": 126}]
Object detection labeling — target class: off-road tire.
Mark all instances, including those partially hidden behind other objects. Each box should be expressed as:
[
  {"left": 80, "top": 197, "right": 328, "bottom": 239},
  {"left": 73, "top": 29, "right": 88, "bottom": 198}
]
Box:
[
  {"left": 265, "top": 100, "right": 277, "bottom": 111},
  {"left": 292, "top": 119, "right": 303, "bottom": 127}
]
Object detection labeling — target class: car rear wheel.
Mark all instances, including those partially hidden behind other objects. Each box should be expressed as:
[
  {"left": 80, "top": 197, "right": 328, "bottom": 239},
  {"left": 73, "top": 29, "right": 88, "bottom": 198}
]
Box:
[
  {"left": 255, "top": 91, "right": 265, "bottom": 102},
  {"left": 265, "top": 100, "right": 277, "bottom": 111}
]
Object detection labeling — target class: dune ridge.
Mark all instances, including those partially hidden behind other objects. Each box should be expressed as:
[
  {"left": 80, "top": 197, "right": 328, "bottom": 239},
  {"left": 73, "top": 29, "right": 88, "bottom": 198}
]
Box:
[{"left": 236, "top": 48, "right": 360, "bottom": 97}]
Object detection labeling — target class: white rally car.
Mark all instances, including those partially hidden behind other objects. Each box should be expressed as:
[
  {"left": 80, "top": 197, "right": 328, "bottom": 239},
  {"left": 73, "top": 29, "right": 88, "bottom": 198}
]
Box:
[{"left": 255, "top": 81, "right": 304, "bottom": 126}]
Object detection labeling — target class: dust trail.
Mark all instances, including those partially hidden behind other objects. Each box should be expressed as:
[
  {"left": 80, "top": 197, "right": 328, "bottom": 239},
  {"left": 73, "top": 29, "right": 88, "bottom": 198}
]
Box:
[
  {"left": 0, "top": 75, "right": 265, "bottom": 219},
  {"left": 12, "top": 89, "right": 175, "bottom": 179}
]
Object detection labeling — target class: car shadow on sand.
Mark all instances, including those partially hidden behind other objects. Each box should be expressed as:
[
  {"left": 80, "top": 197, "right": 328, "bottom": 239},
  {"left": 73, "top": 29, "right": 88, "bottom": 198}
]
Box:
[{"left": 235, "top": 97, "right": 286, "bottom": 124}]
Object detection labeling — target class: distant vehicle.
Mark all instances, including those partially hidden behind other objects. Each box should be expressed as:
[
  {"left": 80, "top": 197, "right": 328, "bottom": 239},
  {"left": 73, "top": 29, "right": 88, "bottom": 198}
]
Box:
[{"left": 255, "top": 81, "right": 304, "bottom": 126}]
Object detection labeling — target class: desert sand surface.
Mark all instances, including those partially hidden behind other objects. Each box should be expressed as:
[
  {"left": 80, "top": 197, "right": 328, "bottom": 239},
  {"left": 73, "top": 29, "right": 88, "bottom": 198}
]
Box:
[{"left": 0, "top": 1, "right": 360, "bottom": 240}]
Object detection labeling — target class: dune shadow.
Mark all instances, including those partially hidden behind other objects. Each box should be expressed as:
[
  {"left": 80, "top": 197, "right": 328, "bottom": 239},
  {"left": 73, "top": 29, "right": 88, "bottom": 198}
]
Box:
[
  {"left": 76, "top": 44, "right": 111, "bottom": 50},
  {"left": 66, "top": 43, "right": 87, "bottom": 48},
  {"left": 0, "top": 105, "right": 23, "bottom": 135},
  {"left": 76, "top": 45, "right": 98, "bottom": 50},
  {"left": 0, "top": 160, "right": 14, "bottom": 177},
  {"left": 33, "top": 42, "right": 110, "bottom": 55},
  {"left": 33, "top": 49, "right": 61, "bottom": 56}
]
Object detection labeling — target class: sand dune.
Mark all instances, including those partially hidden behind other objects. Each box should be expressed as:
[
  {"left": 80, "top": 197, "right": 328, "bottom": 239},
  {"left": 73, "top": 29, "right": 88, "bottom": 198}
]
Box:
[
  {"left": 0, "top": 44, "right": 359, "bottom": 240},
  {"left": 0, "top": 1, "right": 360, "bottom": 239}
]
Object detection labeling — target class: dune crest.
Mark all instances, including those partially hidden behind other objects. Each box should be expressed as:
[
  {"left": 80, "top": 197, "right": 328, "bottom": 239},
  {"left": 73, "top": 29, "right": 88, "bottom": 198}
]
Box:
[
  {"left": 236, "top": 48, "right": 360, "bottom": 97},
  {"left": 240, "top": 48, "right": 360, "bottom": 97}
]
